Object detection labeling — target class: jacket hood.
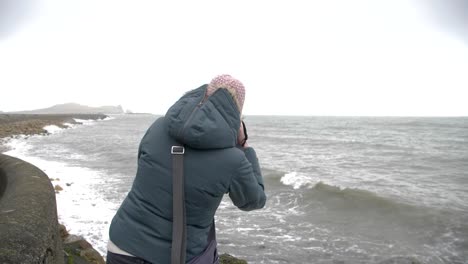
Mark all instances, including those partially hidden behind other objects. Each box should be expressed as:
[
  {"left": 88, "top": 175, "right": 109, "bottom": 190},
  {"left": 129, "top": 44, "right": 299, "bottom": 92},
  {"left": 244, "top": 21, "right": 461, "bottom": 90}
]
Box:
[{"left": 165, "top": 84, "right": 241, "bottom": 149}]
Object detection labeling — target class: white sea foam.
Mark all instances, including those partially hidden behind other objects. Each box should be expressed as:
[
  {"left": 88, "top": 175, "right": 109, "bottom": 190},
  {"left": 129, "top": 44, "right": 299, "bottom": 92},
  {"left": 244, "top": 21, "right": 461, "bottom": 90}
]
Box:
[
  {"left": 43, "top": 117, "right": 110, "bottom": 134},
  {"left": 41, "top": 116, "right": 112, "bottom": 135},
  {"left": 4, "top": 137, "right": 34, "bottom": 154},
  {"left": 63, "top": 122, "right": 78, "bottom": 129},
  {"left": 73, "top": 118, "right": 96, "bottom": 125},
  {"left": 280, "top": 171, "right": 315, "bottom": 189},
  {"left": 43, "top": 125, "right": 64, "bottom": 134}
]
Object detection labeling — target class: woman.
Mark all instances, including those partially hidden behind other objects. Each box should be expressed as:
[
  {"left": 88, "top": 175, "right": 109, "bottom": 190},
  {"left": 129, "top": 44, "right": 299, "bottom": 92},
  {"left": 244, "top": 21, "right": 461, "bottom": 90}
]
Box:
[{"left": 107, "top": 74, "right": 267, "bottom": 264}]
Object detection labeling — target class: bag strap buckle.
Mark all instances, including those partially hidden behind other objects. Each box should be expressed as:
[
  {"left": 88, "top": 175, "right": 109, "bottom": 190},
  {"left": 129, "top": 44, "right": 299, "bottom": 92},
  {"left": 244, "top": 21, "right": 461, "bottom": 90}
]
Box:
[{"left": 171, "top": 146, "right": 185, "bottom": 155}]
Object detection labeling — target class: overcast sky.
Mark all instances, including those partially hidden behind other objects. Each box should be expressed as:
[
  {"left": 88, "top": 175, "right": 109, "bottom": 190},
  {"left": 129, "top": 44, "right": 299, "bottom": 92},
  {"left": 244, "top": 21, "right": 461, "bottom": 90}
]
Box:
[{"left": 1, "top": 0, "right": 467, "bottom": 116}]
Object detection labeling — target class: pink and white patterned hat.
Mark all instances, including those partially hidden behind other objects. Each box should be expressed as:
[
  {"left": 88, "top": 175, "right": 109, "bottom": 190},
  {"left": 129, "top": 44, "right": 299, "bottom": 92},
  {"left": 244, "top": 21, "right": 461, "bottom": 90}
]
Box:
[{"left": 206, "top": 74, "right": 245, "bottom": 112}]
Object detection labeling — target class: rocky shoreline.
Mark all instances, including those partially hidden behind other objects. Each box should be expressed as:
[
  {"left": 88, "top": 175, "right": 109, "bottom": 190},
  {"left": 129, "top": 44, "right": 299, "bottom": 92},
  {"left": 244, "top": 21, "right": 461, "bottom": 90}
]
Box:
[
  {"left": 0, "top": 113, "right": 108, "bottom": 153},
  {"left": 0, "top": 113, "right": 108, "bottom": 137},
  {"left": 0, "top": 113, "right": 247, "bottom": 264}
]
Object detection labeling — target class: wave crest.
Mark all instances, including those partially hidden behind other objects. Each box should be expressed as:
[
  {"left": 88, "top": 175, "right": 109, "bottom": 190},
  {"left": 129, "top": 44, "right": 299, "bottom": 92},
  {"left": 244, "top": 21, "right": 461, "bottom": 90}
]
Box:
[
  {"left": 280, "top": 171, "right": 316, "bottom": 189},
  {"left": 308, "top": 182, "right": 417, "bottom": 214}
]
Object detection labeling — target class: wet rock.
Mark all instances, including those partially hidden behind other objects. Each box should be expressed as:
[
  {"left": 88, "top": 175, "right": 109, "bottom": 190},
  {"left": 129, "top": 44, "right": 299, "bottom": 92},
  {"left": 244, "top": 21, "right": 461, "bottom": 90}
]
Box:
[
  {"left": 220, "top": 253, "right": 248, "bottom": 264},
  {"left": 61, "top": 225, "right": 105, "bottom": 264},
  {"left": 59, "top": 224, "right": 69, "bottom": 240}
]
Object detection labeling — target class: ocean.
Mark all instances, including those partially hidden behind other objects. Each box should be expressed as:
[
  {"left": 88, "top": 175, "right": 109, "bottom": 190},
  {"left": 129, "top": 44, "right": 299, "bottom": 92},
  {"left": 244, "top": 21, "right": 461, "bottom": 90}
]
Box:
[{"left": 3, "top": 115, "right": 468, "bottom": 264}]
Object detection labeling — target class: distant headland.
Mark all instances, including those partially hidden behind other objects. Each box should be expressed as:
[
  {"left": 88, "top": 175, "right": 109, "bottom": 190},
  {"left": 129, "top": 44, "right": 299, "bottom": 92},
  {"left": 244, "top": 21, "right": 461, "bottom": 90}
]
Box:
[{"left": 7, "top": 103, "right": 125, "bottom": 115}]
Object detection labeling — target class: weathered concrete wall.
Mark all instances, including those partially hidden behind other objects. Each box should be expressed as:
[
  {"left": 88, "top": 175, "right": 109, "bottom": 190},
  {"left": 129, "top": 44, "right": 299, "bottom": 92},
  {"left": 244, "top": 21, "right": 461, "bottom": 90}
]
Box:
[{"left": 0, "top": 154, "right": 64, "bottom": 264}]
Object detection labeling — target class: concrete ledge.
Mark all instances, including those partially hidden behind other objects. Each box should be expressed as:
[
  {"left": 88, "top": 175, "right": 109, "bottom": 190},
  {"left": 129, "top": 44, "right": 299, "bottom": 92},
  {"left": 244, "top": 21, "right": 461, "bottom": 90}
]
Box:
[{"left": 0, "top": 154, "right": 64, "bottom": 264}]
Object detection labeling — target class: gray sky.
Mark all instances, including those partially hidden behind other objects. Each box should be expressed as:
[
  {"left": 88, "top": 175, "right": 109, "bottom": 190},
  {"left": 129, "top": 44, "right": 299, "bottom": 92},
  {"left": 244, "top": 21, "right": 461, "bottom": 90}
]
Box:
[{"left": 1, "top": 0, "right": 467, "bottom": 116}]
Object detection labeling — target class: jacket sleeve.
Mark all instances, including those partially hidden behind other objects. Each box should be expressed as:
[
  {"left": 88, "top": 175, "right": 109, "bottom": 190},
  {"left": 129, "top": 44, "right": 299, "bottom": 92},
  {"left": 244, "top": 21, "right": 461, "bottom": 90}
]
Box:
[{"left": 229, "top": 147, "right": 267, "bottom": 211}]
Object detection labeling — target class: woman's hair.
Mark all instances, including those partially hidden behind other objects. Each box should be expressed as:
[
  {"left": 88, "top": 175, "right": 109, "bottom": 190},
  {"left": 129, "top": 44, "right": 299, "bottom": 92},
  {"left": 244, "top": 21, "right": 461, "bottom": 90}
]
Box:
[{"left": 206, "top": 74, "right": 245, "bottom": 112}]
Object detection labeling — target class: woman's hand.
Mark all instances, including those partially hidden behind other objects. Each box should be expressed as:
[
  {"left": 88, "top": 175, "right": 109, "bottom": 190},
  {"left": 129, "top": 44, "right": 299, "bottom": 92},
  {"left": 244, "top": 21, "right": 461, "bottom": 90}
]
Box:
[{"left": 237, "top": 121, "right": 249, "bottom": 148}]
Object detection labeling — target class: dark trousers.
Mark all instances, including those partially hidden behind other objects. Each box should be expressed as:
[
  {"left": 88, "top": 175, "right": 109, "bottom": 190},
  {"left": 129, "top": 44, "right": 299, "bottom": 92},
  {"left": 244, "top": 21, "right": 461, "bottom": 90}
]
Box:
[{"left": 106, "top": 251, "right": 152, "bottom": 264}]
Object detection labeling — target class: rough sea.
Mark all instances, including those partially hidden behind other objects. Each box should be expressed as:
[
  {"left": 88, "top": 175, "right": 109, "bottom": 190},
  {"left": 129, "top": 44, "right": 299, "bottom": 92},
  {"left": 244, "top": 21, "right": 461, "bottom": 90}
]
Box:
[{"left": 3, "top": 115, "right": 468, "bottom": 264}]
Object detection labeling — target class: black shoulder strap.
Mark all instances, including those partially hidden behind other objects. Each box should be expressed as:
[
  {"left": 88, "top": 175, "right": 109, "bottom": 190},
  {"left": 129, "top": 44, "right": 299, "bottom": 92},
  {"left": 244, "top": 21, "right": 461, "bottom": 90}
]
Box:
[
  {"left": 171, "top": 146, "right": 186, "bottom": 264},
  {"left": 171, "top": 145, "right": 216, "bottom": 264}
]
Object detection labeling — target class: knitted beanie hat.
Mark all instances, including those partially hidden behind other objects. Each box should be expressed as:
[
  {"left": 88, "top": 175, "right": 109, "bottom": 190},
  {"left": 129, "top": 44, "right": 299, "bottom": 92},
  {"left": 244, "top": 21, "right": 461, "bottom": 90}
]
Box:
[{"left": 206, "top": 74, "right": 245, "bottom": 112}]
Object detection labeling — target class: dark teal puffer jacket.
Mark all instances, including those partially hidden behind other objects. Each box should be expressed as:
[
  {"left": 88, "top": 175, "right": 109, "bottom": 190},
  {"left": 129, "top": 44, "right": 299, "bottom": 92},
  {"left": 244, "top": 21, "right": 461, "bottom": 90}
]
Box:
[{"left": 109, "top": 85, "right": 266, "bottom": 263}]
